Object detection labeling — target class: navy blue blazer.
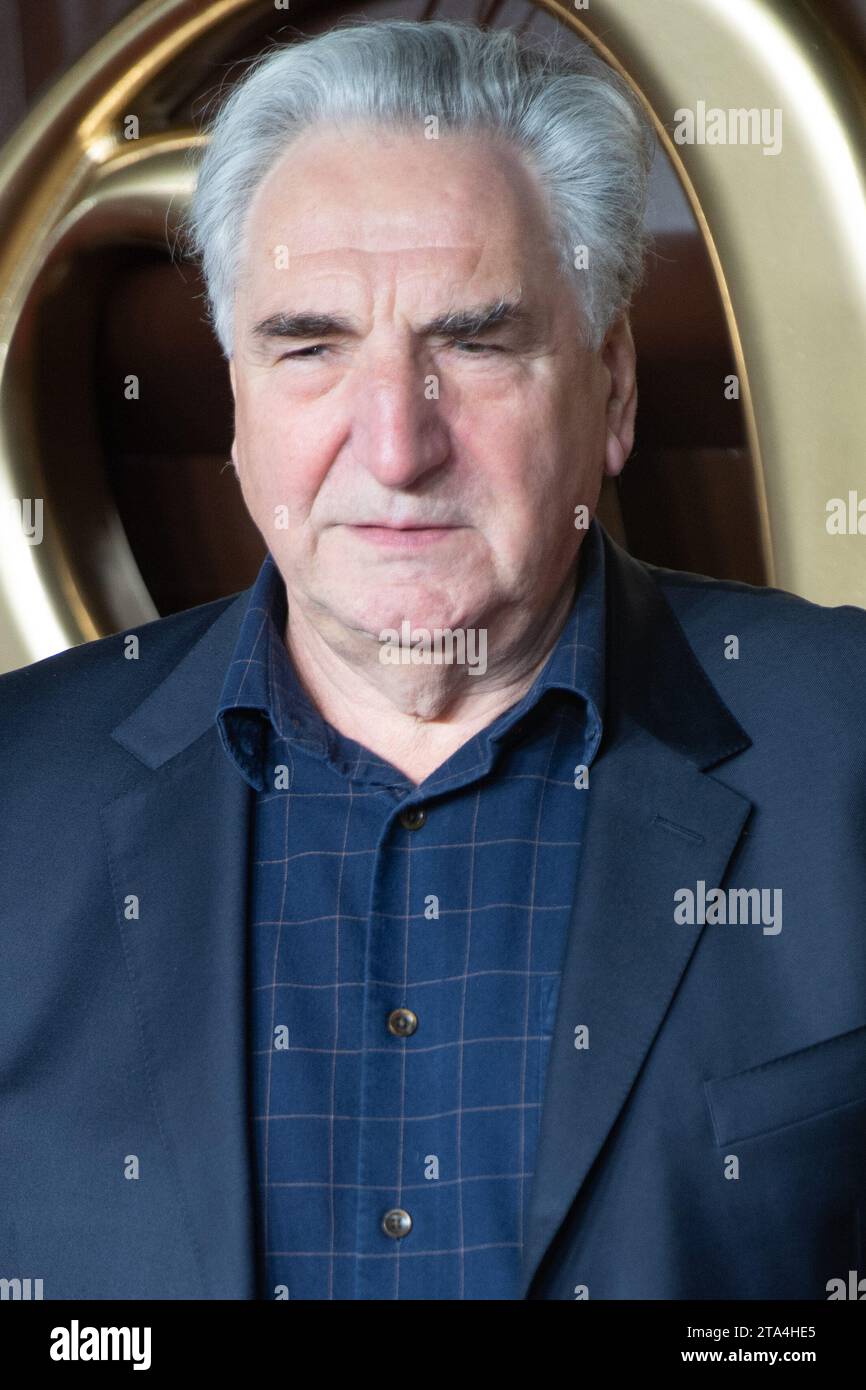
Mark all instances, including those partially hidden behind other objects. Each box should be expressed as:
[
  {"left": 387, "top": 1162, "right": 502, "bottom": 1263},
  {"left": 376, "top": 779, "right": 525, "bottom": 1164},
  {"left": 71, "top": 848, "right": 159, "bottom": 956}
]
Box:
[{"left": 2, "top": 522, "right": 865, "bottom": 1300}]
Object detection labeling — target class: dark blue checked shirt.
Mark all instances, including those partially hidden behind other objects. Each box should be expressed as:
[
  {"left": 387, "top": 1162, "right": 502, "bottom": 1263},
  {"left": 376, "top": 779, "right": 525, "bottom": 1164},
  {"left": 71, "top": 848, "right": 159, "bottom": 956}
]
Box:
[{"left": 216, "top": 518, "right": 607, "bottom": 1300}]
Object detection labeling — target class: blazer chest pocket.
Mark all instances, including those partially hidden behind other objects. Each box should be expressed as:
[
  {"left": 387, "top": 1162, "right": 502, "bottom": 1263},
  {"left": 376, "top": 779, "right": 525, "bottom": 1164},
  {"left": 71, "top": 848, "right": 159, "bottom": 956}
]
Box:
[{"left": 704, "top": 1021, "right": 866, "bottom": 1146}]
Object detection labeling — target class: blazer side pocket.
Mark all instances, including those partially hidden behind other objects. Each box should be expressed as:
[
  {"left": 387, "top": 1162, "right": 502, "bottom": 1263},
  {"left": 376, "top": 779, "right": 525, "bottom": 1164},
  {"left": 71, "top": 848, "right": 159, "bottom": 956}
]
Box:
[{"left": 704, "top": 1021, "right": 866, "bottom": 1146}]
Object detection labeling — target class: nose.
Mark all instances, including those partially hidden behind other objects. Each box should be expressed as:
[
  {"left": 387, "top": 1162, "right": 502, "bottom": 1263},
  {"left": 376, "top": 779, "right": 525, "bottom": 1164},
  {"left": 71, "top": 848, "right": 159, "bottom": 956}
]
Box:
[{"left": 349, "top": 344, "right": 451, "bottom": 489}]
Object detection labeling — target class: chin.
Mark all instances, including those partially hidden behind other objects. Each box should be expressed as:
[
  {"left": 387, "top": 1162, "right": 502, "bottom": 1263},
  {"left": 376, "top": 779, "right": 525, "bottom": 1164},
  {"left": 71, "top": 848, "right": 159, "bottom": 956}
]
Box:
[{"left": 341, "top": 594, "right": 471, "bottom": 641}]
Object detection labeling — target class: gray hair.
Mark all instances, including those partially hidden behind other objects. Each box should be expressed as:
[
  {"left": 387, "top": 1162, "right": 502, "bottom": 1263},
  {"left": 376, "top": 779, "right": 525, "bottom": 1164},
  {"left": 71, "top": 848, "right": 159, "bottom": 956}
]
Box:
[{"left": 183, "top": 17, "right": 656, "bottom": 358}]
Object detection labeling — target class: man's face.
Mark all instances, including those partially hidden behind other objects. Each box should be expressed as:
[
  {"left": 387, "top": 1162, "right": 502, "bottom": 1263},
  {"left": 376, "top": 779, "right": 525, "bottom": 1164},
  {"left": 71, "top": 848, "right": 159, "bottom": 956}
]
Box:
[{"left": 229, "top": 123, "right": 633, "bottom": 644}]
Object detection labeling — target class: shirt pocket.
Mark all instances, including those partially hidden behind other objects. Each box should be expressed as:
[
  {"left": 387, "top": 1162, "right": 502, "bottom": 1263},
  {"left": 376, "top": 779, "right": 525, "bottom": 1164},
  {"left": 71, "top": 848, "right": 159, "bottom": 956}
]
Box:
[{"left": 703, "top": 1021, "right": 866, "bottom": 1147}]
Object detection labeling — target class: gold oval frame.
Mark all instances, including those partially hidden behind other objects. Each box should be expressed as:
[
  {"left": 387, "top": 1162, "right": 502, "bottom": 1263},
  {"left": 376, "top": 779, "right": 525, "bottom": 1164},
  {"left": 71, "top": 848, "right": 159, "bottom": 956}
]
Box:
[{"left": 1, "top": 0, "right": 864, "bottom": 670}]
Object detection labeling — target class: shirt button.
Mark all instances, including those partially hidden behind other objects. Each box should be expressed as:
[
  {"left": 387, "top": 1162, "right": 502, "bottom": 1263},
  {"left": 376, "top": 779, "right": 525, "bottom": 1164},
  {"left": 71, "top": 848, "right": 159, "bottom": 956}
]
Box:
[
  {"left": 382, "top": 1208, "right": 413, "bottom": 1239},
  {"left": 387, "top": 1008, "right": 418, "bottom": 1037},
  {"left": 398, "top": 804, "right": 427, "bottom": 831}
]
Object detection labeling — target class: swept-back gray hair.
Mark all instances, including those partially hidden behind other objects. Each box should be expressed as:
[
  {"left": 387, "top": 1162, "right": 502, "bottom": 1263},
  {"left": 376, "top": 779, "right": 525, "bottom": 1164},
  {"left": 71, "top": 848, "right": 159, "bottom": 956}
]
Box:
[{"left": 183, "top": 17, "right": 655, "bottom": 359}]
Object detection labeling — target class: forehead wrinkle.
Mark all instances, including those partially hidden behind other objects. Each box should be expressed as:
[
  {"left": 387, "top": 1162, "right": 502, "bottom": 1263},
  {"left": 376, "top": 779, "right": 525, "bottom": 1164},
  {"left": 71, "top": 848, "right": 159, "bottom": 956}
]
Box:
[{"left": 248, "top": 240, "right": 517, "bottom": 320}]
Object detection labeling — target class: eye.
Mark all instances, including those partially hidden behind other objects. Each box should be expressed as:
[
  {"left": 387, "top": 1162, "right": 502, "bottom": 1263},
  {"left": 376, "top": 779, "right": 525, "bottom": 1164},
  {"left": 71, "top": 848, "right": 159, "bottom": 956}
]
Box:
[
  {"left": 279, "top": 344, "right": 329, "bottom": 360},
  {"left": 450, "top": 339, "right": 506, "bottom": 354}
]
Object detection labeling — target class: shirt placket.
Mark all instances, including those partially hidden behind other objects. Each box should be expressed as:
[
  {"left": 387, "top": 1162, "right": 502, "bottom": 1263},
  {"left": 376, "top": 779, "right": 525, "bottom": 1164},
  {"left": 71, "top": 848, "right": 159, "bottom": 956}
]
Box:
[{"left": 353, "top": 796, "right": 424, "bottom": 1298}]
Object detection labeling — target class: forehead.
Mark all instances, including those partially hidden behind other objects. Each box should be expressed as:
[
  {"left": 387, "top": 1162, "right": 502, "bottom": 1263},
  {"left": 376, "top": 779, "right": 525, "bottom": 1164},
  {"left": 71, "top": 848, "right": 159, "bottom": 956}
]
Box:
[{"left": 239, "top": 123, "right": 560, "bottom": 289}]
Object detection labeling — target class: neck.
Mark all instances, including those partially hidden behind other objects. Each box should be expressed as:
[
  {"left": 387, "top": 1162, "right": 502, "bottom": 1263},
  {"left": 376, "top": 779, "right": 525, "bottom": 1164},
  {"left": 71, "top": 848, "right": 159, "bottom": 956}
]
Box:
[{"left": 281, "top": 568, "right": 579, "bottom": 785}]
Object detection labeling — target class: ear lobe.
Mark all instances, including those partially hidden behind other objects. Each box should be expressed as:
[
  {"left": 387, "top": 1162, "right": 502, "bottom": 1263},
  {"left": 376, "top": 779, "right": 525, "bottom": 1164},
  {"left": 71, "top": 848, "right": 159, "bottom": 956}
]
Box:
[
  {"left": 604, "top": 429, "right": 627, "bottom": 479},
  {"left": 605, "top": 402, "right": 636, "bottom": 478},
  {"left": 600, "top": 316, "right": 637, "bottom": 477}
]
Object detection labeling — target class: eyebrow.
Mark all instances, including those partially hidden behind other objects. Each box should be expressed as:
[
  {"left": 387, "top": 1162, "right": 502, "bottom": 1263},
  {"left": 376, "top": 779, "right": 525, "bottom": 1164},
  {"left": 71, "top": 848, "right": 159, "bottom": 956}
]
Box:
[{"left": 249, "top": 295, "right": 534, "bottom": 343}]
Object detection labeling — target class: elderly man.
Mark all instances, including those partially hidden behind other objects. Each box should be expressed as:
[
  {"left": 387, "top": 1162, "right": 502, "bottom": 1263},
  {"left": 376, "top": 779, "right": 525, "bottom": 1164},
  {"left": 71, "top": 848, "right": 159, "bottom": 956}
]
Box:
[{"left": 1, "top": 17, "right": 865, "bottom": 1304}]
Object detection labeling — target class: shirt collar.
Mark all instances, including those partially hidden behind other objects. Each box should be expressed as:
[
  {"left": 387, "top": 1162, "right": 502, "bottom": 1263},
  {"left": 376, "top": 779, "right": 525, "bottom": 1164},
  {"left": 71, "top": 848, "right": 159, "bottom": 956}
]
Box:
[{"left": 216, "top": 517, "right": 606, "bottom": 792}]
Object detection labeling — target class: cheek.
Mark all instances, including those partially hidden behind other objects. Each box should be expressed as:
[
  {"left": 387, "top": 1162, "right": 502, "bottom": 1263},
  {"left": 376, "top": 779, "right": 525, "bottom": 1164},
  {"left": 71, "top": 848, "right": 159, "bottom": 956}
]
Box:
[
  {"left": 497, "top": 454, "right": 584, "bottom": 563},
  {"left": 235, "top": 392, "right": 325, "bottom": 511}
]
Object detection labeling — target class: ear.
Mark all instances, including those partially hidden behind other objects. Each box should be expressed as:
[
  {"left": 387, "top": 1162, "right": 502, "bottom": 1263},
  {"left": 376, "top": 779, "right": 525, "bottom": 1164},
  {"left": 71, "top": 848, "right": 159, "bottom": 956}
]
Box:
[{"left": 601, "top": 315, "right": 637, "bottom": 478}]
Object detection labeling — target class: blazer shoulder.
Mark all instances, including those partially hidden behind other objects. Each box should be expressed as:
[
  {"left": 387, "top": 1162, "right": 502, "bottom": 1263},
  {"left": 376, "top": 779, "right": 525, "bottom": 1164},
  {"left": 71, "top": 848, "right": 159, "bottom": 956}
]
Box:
[
  {"left": 0, "top": 590, "right": 247, "bottom": 734},
  {"left": 646, "top": 557, "right": 866, "bottom": 632},
  {"left": 641, "top": 557, "right": 866, "bottom": 721}
]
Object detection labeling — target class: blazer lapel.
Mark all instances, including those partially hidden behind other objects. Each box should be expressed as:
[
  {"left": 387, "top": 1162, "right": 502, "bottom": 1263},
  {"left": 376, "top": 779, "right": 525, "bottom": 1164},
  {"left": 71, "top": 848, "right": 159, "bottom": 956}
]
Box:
[
  {"left": 519, "top": 532, "right": 754, "bottom": 1298},
  {"left": 100, "top": 591, "right": 257, "bottom": 1298}
]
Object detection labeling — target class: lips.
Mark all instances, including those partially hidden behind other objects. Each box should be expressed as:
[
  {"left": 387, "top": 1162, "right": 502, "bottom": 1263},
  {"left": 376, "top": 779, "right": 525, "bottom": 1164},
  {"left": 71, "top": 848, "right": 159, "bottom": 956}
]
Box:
[{"left": 344, "top": 522, "right": 460, "bottom": 549}]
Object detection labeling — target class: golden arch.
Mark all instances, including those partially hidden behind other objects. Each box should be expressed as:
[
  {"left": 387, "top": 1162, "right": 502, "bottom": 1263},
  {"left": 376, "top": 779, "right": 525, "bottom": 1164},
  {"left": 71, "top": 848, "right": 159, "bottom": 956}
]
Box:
[{"left": 0, "top": 0, "right": 864, "bottom": 671}]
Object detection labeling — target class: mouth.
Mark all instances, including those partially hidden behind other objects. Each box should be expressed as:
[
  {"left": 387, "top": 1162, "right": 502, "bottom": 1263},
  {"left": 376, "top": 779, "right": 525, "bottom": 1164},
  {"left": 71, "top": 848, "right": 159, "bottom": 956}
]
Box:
[{"left": 344, "top": 523, "right": 462, "bottom": 549}]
